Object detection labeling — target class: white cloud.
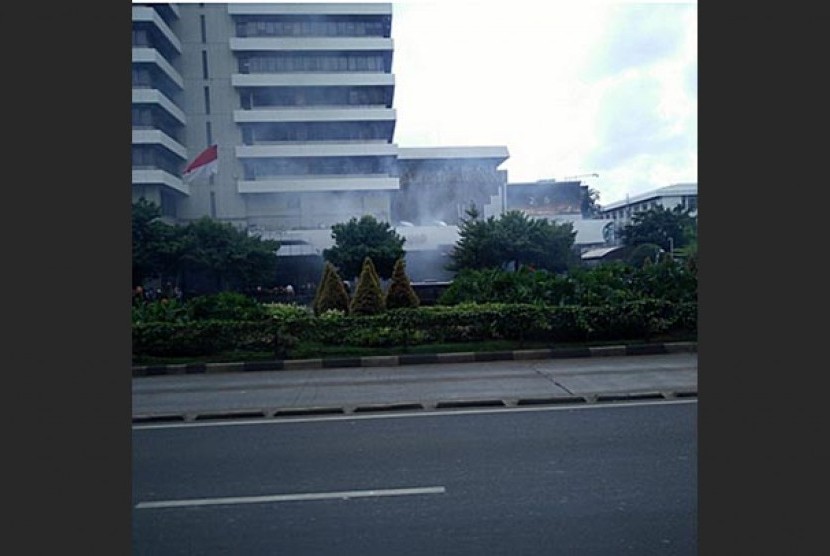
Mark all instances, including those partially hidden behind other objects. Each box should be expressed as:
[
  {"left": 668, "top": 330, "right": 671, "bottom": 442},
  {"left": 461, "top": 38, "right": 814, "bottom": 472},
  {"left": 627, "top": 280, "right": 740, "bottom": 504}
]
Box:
[{"left": 391, "top": 0, "right": 697, "bottom": 206}]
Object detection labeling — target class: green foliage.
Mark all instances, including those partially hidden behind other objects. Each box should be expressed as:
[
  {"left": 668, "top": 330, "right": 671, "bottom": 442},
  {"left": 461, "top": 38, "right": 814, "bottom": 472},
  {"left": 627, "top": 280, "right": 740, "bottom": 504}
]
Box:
[
  {"left": 488, "top": 304, "right": 552, "bottom": 346},
  {"left": 437, "top": 260, "right": 696, "bottom": 307},
  {"left": 313, "top": 262, "right": 351, "bottom": 316},
  {"left": 350, "top": 257, "right": 386, "bottom": 315},
  {"left": 498, "top": 210, "right": 577, "bottom": 272},
  {"left": 626, "top": 243, "right": 663, "bottom": 268},
  {"left": 185, "top": 291, "right": 269, "bottom": 321},
  {"left": 619, "top": 205, "right": 696, "bottom": 251},
  {"left": 385, "top": 258, "right": 420, "bottom": 309},
  {"left": 180, "top": 217, "right": 280, "bottom": 291},
  {"left": 448, "top": 208, "right": 578, "bottom": 272},
  {"left": 684, "top": 247, "right": 698, "bottom": 275},
  {"left": 132, "top": 292, "right": 268, "bottom": 323},
  {"left": 439, "top": 267, "right": 574, "bottom": 306},
  {"left": 132, "top": 200, "right": 280, "bottom": 292},
  {"left": 567, "top": 263, "right": 639, "bottom": 306},
  {"left": 446, "top": 205, "right": 503, "bottom": 271},
  {"left": 323, "top": 215, "right": 406, "bottom": 281},
  {"left": 262, "top": 302, "right": 313, "bottom": 320},
  {"left": 629, "top": 257, "right": 697, "bottom": 303},
  {"left": 133, "top": 299, "right": 697, "bottom": 361},
  {"left": 132, "top": 198, "right": 187, "bottom": 287},
  {"left": 131, "top": 298, "right": 189, "bottom": 325},
  {"left": 133, "top": 320, "right": 277, "bottom": 357}
]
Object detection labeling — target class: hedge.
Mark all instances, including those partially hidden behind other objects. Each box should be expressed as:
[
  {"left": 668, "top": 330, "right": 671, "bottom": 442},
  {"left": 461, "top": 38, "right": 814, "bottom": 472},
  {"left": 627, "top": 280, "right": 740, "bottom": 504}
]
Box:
[{"left": 133, "top": 299, "right": 696, "bottom": 359}]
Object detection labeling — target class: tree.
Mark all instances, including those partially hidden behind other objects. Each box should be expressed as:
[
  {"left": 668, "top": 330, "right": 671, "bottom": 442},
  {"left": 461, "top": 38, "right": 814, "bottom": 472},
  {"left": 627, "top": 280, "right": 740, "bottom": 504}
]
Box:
[
  {"left": 446, "top": 204, "right": 502, "bottom": 271},
  {"left": 619, "top": 206, "right": 696, "bottom": 252},
  {"left": 313, "top": 261, "right": 350, "bottom": 315},
  {"left": 581, "top": 187, "right": 602, "bottom": 218},
  {"left": 132, "top": 199, "right": 188, "bottom": 288},
  {"left": 385, "top": 258, "right": 420, "bottom": 309},
  {"left": 350, "top": 257, "right": 386, "bottom": 315},
  {"left": 133, "top": 200, "right": 280, "bottom": 294},
  {"left": 323, "top": 215, "right": 406, "bottom": 281},
  {"left": 625, "top": 243, "right": 663, "bottom": 269},
  {"left": 448, "top": 208, "right": 578, "bottom": 273},
  {"left": 179, "top": 217, "right": 280, "bottom": 292},
  {"left": 496, "top": 210, "right": 577, "bottom": 272}
]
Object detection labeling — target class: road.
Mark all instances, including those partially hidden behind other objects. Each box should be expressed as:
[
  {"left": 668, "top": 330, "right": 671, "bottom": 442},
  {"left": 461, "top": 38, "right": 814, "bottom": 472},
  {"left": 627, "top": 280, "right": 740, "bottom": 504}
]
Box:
[{"left": 133, "top": 400, "right": 697, "bottom": 555}]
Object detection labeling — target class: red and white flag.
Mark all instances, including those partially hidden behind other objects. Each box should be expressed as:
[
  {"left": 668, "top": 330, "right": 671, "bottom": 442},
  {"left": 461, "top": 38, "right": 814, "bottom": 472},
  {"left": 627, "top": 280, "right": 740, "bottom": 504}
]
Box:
[{"left": 182, "top": 144, "right": 218, "bottom": 183}]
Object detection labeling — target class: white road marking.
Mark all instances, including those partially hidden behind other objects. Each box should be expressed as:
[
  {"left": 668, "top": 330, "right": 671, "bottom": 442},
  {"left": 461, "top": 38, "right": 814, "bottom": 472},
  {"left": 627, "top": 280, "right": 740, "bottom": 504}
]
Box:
[
  {"left": 133, "top": 398, "right": 696, "bottom": 430},
  {"left": 135, "top": 486, "right": 446, "bottom": 510}
]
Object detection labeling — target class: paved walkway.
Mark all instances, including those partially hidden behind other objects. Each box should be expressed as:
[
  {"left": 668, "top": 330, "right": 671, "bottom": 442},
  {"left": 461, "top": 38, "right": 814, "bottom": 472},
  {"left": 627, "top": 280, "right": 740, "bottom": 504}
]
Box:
[{"left": 132, "top": 346, "right": 697, "bottom": 423}]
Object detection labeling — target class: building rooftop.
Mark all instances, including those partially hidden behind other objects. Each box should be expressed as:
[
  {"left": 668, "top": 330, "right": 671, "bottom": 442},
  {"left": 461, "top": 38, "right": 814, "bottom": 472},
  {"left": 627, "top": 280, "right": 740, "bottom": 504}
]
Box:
[
  {"left": 581, "top": 246, "right": 626, "bottom": 260},
  {"left": 602, "top": 182, "right": 697, "bottom": 211},
  {"left": 397, "top": 146, "right": 509, "bottom": 163}
]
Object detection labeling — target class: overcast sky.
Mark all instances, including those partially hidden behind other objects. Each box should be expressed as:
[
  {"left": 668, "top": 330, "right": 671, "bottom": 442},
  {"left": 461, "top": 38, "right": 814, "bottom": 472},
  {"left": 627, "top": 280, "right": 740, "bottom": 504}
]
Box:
[{"left": 390, "top": 0, "right": 697, "bottom": 206}]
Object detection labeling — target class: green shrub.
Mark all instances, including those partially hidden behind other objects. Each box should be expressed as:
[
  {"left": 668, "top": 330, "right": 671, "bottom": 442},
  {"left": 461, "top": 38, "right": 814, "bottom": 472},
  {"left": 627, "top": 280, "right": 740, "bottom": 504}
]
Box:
[
  {"left": 186, "top": 291, "right": 268, "bottom": 321},
  {"left": 438, "top": 267, "right": 574, "bottom": 306},
  {"left": 133, "top": 295, "right": 697, "bottom": 360},
  {"left": 629, "top": 258, "right": 697, "bottom": 303},
  {"left": 132, "top": 320, "right": 276, "bottom": 357},
  {"left": 385, "top": 258, "right": 420, "bottom": 309},
  {"left": 627, "top": 243, "right": 663, "bottom": 268},
  {"left": 350, "top": 257, "right": 386, "bottom": 315},
  {"left": 132, "top": 298, "right": 189, "bottom": 324},
  {"left": 313, "top": 262, "right": 351, "bottom": 316}
]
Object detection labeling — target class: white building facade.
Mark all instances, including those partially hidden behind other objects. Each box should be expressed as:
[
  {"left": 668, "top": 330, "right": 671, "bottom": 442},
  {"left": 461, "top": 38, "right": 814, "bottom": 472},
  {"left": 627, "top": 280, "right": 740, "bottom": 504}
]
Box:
[
  {"left": 132, "top": 3, "right": 510, "bottom": 227},
  {"left": 599, "top": 183, "right": 698, "bottom": 224},
  {"left": 131, "top": 3, "right": 189, "bottom": 219}
]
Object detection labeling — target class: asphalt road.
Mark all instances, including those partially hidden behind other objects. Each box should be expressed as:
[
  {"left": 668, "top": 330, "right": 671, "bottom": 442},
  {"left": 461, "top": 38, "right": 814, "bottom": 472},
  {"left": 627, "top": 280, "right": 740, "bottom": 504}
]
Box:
[{"left": 133, "top": 400, "right": 697, "bottom": 555}]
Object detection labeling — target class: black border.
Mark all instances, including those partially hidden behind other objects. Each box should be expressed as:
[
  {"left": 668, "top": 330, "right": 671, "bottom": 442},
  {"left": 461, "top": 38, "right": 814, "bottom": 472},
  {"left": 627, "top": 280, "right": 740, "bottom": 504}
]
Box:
[
  {"left": 9, "top": 1, "right": 130, "bottom": 552},
  {"left": 699, "top": 4, "right": 826, "bottom": 553},
  {"left": 15, "top": 1, "right": 820, "bottom": 553}
]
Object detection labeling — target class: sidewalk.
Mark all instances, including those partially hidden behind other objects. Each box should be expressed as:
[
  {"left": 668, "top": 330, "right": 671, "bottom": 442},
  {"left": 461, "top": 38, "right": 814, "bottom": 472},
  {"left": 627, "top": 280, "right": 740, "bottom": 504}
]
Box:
[{"left": 132, "top": 342, "right": 697, "bottom": 423}]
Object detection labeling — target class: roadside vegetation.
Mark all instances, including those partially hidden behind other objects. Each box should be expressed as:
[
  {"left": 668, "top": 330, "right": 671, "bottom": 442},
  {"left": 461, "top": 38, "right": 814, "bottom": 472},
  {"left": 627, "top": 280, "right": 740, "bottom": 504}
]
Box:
[{"left": 132, "top": 201, "right": 697, "bottom": 365}]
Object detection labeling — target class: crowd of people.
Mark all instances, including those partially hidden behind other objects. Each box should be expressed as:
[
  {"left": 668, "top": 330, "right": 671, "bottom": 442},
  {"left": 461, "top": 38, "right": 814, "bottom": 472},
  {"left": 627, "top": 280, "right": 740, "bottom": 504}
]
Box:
[
  {"left": 132, "top": 282, "right": 183, "bottom": 305},
  {"left": 133, "top": 282, "right": 319, "bottom": 306}
]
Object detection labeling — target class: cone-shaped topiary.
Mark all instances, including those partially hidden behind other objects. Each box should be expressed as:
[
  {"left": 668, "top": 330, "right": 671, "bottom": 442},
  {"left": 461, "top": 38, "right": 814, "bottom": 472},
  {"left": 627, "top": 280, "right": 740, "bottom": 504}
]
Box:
[
  {"left": 385, "top": 257, "right": 420, "bottom": 309},
  {"left": 364, "top": 254, "right": 381, "bottom": 288},
  {"left": 350, "top": 256, "right": 386, "bottom": 315},
  {"left": 313, "top": 262, "right": 350, "bottom": 316},
  {"left": 312, "top": 262, "right": 332, "bottom": 315}
]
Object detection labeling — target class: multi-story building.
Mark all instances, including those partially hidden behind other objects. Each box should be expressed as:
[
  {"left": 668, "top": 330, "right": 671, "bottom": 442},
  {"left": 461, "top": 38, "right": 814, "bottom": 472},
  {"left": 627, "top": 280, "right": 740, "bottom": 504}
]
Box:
[
  {"left": 599, "top": 183, "right": 698, "bottom": 224},
  {"left": 132, "top": 3, "right": 509, "bottom": 239},
  {"left": 596, "top": 182, "right": 697, "bottom": 247},
  {"left": 502, "top": 178, "right": 614, "bottom": 252},
  {"left": 131, "top": 3, "right": 188, "bottom": 220}
]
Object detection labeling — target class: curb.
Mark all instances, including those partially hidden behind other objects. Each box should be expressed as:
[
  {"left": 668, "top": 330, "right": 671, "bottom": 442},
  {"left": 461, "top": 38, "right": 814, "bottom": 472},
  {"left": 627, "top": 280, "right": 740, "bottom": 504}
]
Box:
[
  {"left": 132, "top": 389, "right": 697, "bottom": 424},
  {"left": 133, "top": 341, "right": 697, "bottom": 378}
]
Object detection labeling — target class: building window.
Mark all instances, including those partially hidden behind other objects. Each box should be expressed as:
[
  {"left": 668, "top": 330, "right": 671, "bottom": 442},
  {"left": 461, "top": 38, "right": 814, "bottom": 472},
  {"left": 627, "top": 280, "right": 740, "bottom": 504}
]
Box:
[
  {"left": 132, "top": 29, "right": 149, "bottom": 47},
  {"left": 204, "top": 86, "right": 211, "bottom": 114},
  {"left": 160, "top": 191, "right": 177, "bottom": 218},
  {"left": 201, "top": 50, "right": 209, "bottom": 79},
  {"left": 200, "top": 15, "right": 207, "bottom": 42},
  {"left": 687, "top": 196, "right": 697, "bottom": 212},
  {"left": 131, "top": 107, "right": 152, "bottom": 128},
  {"left": 241, "top": 127, "right": 252, "bottom": 145}
]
